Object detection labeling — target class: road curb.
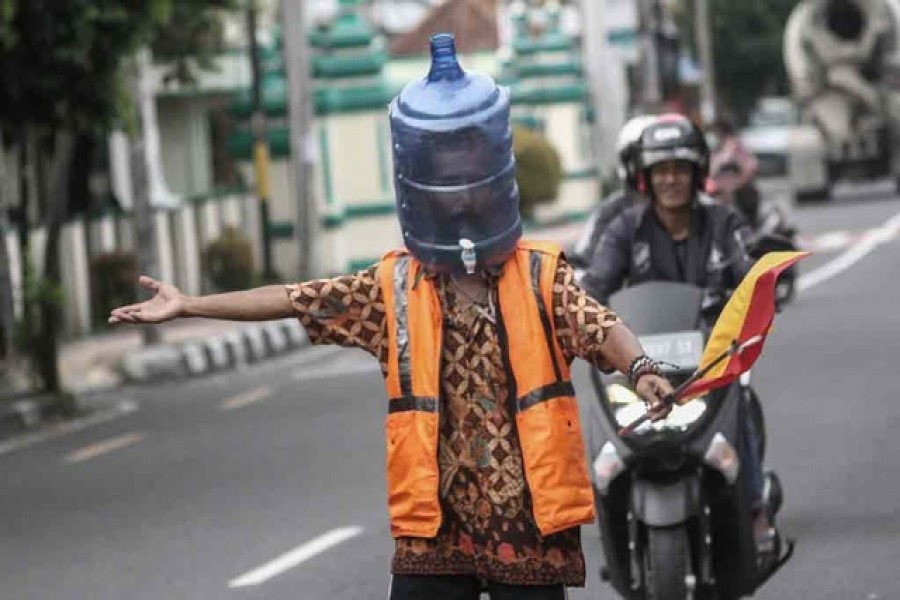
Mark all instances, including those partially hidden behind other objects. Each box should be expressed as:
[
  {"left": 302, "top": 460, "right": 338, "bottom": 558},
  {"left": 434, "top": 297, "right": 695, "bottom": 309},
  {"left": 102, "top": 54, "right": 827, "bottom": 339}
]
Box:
[{"left": 119, "top": 319, "right": 310, "bottom": 384}]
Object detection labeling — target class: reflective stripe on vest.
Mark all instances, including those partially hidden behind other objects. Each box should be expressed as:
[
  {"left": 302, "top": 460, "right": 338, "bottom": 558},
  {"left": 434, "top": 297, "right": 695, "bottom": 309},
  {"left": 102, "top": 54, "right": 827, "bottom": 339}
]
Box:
[
  {"left": 379, "top": 243, "right": 595, "bottom": 539},
  {"left": 388, "top": 255, "right": 438, "bottom": 414}
]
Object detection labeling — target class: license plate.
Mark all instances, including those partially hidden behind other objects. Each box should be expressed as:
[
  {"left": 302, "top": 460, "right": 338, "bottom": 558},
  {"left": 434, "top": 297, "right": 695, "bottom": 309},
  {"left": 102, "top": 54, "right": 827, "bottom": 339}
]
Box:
[{"left": 638, "top": 330, "right": 705, "bottom": 370}]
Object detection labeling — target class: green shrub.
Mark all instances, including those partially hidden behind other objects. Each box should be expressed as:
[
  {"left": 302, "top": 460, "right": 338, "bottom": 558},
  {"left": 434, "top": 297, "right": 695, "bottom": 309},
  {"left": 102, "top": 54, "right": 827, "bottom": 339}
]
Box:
[
  {"left": 90, "top": 251, "right": 136, "bottom": 328},
  {"left": 203, "top": 226, "right": 254, "bottom": 291},
  {"left": 513, "top": 125, "right": 563, "bottom": 219}
]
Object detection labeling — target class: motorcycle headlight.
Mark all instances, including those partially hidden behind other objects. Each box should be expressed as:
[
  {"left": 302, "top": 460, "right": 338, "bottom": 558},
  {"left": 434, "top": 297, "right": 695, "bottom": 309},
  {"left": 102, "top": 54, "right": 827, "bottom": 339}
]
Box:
[{"left": 607, "top": 383, "right": 707, "bottom": 433}]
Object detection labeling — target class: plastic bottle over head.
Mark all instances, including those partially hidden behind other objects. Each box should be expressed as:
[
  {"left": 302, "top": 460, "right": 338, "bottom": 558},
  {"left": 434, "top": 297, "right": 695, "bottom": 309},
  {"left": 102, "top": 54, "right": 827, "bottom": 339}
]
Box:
[{"left": 389, "top": 33, "right": 521, "bottom": 274}]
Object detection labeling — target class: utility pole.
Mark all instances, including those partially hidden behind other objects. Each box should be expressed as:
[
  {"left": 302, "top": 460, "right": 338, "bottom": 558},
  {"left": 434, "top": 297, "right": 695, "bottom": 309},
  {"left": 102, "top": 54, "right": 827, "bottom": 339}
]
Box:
[
  {"left": 131, "top": 49, "right": 161, "bottom": 346},
  {"left": 247, "top": 1, "right": 276, "bottom": 280},
  {"left": 282, "top": 0, "right": 317, "bottom": 279},
  {"left": 0, "top": 148, "right": 15, "bottom": 363},
  {"left": 695, "top": 0, "right": 717, "bottom": 124},
  {"left": 580, "top": 0, "right": 629, "bottom": 179},
  {"left": 640, "top": 0, "right": 663, "bottom": 110}
]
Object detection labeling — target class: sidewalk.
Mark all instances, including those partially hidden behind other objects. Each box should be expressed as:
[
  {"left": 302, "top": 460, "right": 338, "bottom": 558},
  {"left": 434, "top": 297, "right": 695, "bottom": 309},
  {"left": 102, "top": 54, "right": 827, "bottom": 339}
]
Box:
[{"left": 59, "top": 316, "right": 310, "bottom": 393}]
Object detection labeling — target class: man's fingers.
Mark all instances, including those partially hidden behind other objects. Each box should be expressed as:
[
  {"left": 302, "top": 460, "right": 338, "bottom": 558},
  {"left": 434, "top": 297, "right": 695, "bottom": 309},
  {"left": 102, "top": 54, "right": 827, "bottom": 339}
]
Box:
[
  {"left": 111, "top": 301, "right": 144, "bottom": 314},
  {"left": 138, "top": 275, "right": 160, "bottom": 292}
]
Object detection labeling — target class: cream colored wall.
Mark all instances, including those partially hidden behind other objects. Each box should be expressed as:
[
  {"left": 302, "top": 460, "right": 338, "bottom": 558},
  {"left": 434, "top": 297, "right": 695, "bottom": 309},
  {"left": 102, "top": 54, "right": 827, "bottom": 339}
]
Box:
[
  {"left": 557, "top": 177, "right": 600, "bottom": 214},
  {"left": 317, "top": 227, "right": 348, "bottom": 277},
  {"left": 158, "top": 97, "right": 213, "bottom": 197},
  {"left": 315, "top": 110, "right": 402, "bottom": 273},
  {"left": 343, "top": 214, "right": 403, "bottom": 268},
  {"left": 324, "top": 112, "right": 386, "bottom": 205},
  {"left": 538, "top": 102, "right": 593, "bottom": 173},
  {"left": 268, "top": 160, "right": 299, "bottom": 279}
]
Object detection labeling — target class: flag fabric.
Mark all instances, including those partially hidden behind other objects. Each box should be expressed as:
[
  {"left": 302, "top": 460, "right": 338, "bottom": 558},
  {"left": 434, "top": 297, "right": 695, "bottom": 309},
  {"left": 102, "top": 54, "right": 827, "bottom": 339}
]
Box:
[{"left": 679, "top": 251, "right": 809, "bottom": 401}]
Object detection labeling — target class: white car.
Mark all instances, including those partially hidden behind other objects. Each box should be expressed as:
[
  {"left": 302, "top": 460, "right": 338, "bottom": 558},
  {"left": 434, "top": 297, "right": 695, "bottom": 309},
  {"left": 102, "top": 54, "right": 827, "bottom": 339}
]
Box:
[{"left": 739, "top": 97, "right": 830, "bottom": 202}]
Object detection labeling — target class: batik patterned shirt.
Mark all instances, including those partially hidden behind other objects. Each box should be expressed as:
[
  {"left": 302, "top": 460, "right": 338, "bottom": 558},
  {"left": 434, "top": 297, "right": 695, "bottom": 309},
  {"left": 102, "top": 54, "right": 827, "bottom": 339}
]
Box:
[{"left": 285, "top": 255, "right": 621, "bottom": 586}]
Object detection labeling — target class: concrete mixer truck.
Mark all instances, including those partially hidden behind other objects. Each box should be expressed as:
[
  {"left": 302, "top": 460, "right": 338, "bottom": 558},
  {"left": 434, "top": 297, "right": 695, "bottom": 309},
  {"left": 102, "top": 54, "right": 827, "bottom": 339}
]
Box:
[{"left": 783, "top": 0, "right": 900, "bottom": 200}]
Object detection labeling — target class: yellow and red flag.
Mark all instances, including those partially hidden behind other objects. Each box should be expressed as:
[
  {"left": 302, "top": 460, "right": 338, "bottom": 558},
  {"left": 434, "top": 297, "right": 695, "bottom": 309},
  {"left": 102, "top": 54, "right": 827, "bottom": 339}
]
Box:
[{"left": 679, "top": 251, "right": 809, "bottom": 401}]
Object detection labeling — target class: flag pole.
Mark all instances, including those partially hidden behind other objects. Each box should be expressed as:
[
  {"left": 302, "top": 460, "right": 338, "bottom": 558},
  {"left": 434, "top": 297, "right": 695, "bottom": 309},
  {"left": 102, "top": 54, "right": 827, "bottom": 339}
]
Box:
[{"left": 617, "top": 335, "right": 764, "bottom": 437}]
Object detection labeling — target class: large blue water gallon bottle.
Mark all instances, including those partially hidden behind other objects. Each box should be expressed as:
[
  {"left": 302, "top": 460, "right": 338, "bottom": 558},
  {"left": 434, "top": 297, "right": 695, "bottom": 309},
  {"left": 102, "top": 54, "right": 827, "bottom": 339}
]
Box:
[{"left": 389, "top": 32, "right": 521, "bottom": 274}]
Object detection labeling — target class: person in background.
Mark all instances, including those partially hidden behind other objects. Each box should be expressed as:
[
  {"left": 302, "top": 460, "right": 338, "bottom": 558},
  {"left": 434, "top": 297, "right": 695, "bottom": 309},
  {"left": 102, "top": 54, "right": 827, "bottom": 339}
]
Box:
[
  {"left": 109, "top": 34, "right": 675, "bottom": 600},
  {"left": 709, "top": 118, "right": 762, "bottom": 227}
]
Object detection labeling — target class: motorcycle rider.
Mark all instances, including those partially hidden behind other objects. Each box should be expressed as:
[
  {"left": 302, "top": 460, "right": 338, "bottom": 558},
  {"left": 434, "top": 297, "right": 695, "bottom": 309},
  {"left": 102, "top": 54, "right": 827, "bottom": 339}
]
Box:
[
  {"left": 709, "top": 118, "right": 762, "bottom": 227},
  {"left": 581, "top": 113, "right": 778, "bottom": 552},
  {"left": 570, "top": 115, "right": 655, "bottom": 270}
]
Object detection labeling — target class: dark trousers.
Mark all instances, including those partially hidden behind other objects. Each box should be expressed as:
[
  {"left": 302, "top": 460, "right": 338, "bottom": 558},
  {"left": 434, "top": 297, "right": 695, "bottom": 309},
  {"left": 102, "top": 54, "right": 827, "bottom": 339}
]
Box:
[
  {"left": 739, "top": 409, "right": 765, "bottom": 511},
  {"left": 388, "top": 574, "right": 567, "bottom": 600}
]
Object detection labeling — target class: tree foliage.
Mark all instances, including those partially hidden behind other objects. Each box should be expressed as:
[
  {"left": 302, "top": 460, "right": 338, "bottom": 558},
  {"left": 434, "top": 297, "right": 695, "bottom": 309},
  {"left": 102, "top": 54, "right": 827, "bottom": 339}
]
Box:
[
  {"left": 0, "top": 0, "right": 240, "bottom": 136},
  {"left": 513, "top": 125, "right": 562, "bottom": 219},
  {"left": 675, "top": 0, "right": 798, "bottom": 122},
  {"left": 0, "top": 0, "right": 170, "bottom": 135},
  {"left": 151, "top": 0, "right": 241, "bottom": 85},
  {"left": 0, "top": 0, "right": 240, "bottom": 395}
]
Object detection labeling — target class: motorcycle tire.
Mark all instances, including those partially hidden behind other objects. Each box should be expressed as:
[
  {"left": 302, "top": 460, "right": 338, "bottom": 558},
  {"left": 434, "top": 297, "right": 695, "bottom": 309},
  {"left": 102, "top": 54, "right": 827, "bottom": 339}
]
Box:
[{"left": 643, "top": 525, "right": 690, "bottom": 600}]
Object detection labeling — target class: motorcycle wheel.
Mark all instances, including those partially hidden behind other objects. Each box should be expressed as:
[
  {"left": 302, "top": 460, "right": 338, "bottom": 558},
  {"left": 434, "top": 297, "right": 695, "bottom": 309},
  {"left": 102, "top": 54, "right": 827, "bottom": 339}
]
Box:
[{"left": 643, "top": 525, "right": 690, "bottom": 600}]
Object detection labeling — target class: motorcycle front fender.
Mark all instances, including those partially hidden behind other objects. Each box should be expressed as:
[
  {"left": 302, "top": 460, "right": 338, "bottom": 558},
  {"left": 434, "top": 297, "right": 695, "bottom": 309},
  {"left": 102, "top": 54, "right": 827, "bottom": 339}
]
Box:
[{"left": 631, "top": 474, "right": 701, "bottom": 527}]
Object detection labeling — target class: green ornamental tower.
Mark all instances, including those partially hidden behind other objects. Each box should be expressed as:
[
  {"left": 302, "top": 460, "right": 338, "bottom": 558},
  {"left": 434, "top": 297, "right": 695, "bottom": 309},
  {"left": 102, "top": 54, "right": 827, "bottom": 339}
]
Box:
[
  {"left": 230, "top": 0, "right": 401, "bottom": 275},
  {"left": 501, "top": 1, "right": 599, "bottom": 222}
]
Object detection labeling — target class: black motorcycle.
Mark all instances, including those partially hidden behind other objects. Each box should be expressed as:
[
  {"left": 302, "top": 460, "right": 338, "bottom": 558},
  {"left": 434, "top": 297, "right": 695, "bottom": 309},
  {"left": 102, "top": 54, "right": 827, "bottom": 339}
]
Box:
[{"left": 581, "top": 282, "right": 792, "bottom": 600}]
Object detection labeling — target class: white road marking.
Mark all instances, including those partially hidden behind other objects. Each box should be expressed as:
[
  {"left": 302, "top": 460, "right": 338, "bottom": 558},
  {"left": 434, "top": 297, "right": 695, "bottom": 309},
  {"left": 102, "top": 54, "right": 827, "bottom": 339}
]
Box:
[
  {"left": 801, "top": 230, "right": 853, "bottom": 253},
  {"left": 799, "top": 211, "right": 900, "bottom": 292},
  {"left": 0, "top": 400, "right": 138, "bottom": 457},
  {"left": 228, "top": 526, "right": 364, "bottom": 588},
  {"left": 64, "top": 431, "right": 145, "bottom": 464},
  {"left": 220, "top": 386, "right": 272, "bottom": 411}
]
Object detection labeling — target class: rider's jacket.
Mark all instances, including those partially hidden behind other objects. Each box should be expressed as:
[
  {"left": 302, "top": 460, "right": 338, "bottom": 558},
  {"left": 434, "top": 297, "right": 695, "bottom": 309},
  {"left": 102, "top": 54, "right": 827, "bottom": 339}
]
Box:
[
  {"left": 570, "top": 187, "right": 644, "bottom": 269},
  {"left": 378, "top": 241, "right": 595, "bottom": 539},
  {"left": 581, "top": 197, "right": 753, "bottom": 306}
]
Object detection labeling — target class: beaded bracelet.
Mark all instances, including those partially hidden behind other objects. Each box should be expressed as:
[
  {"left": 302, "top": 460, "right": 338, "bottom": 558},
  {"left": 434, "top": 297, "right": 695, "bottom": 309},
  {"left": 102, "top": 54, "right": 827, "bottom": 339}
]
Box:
[{"left": 628, "top": 354, "right": 661, "bottom": 388}]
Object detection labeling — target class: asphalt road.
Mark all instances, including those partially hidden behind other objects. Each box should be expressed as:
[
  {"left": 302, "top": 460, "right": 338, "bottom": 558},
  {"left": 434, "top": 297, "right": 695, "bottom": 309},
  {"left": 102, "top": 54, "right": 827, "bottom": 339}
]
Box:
[{"left": 2, "top": 189, "right": 899, "bottom": 600}]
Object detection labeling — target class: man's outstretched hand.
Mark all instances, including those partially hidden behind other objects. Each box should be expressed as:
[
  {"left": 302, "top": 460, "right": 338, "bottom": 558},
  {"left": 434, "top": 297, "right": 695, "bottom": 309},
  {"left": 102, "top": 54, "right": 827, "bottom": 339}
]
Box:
[{"left": 108, "top": 276, "right": 185, "bottom": 325}]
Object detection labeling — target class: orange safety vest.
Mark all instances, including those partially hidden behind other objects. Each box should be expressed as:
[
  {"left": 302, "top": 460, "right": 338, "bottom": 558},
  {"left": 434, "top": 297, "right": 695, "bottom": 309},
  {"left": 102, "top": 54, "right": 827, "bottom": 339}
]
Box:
[{"left": 378, "top": 240, "right": 595, "bottom": 539}]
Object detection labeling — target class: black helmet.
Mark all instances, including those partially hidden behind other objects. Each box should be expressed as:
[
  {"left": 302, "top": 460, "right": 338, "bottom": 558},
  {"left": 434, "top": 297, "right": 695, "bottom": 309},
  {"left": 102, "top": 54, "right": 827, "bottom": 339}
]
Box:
[
  {"left": 388, "top": 33, "right": 521, "bottom": 275},
  {"left": 637, "top": 113, "right": 709, "bottom": 192}
]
